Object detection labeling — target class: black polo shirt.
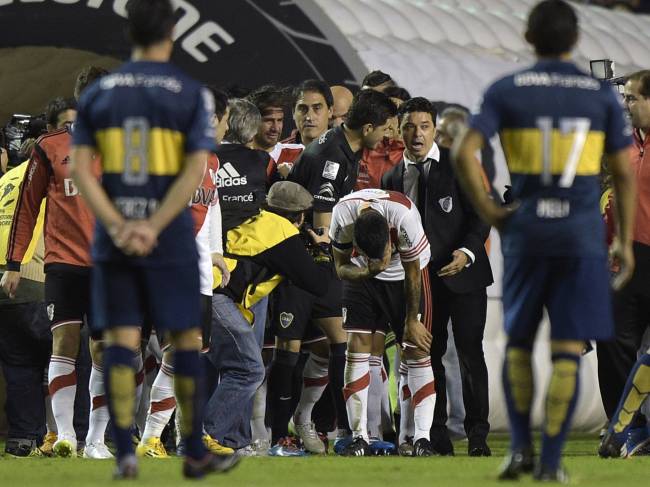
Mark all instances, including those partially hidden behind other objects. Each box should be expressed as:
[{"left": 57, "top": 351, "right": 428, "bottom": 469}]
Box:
[{"left": 288, "top": 126, "right": 362, "bottom": 213}]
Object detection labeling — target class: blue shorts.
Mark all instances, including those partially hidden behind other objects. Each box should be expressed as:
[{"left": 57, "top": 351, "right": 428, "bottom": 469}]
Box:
[
  {"left": 91, "top": 262, "right": 201, "bottom": 334},
  {"left": 502, "top": 255, "right": 614, "bottom": 342}
]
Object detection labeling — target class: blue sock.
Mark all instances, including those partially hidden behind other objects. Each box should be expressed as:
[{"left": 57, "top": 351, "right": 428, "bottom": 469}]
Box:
[
  {"left": 609, "top": 353, "right": 650, "bottom": 436},
  {"left": 502, "top": 346, "right": 534, "bottom": 452},
  {"left": 540, "top": 353, "right": 580, "bottom": 470},
  {"left": 103, "top": 345, "right": 137, "bottom": 459},
  {"left": 174, "top": 350, "right": 207, "bottom": 460}
]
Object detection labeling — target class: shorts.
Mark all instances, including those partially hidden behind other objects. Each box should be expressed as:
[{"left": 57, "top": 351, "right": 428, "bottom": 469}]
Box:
[
  {"left": 158, "top": 294, "right": 212, "bottom": 353},
  {"left": 91, "top": 262, "right": 201, "bottom": 335},
  {"left": 271, "top": 261, "right": 341, "bottom": 343},
  {"left": 44, "top": 264, "right": 91, "bottom": 331},
  {"left": 503, "top": 255, "right": 614, "bottom": 342}
]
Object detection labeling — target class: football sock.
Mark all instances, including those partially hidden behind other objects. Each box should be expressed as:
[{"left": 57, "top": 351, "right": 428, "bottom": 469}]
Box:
[
  {"left": 610, "top": 353, "right": 650, "bottom": 435},
  {"left": 104, "top": 345, "right": 136, "bottom": 459},
  {"left": 49, "top": 354, "right": 77, "bottom": 440},
  {"left": 329, "top": 343, "right": 350, "bottom": 432},
  {"left": 173, "top": 350, "right": 206, "bottom": 461},
  {"left": 398, "top": 362, "right": 414, "bottom": 444},
  {"left": 251, "top": 377, "right": 269, "bottom": 443},
  {"left": 142, "top": 362, "right": 176, "bottom": 441},
  {"left": 344, "top": 351, "right": 370, "bottom": 441},
  {"left": 294, "top": 353, "right": 329, "bottom": 426},
  {"left": 86, "top": 363, "right": 109, "bottom": 445},
  {"left": 502, "top": 346, "right": 533, "bottom": 452},
  {"left": 367, "top": 355, "right": 384, "bottom": 439},
  {"left": 406, "top": 356, "right": 435, "bottom": 442},
  {"left": 269, "top": 349, "right": 300, "bottom": 443},
  {"left": 43, "top": 367, "right": 57, "bottom": 434},
  {"left": 380, "top": 362, "right": 393, "bottom": 435},
  {"left": 540, "top": 353, "right": 580, "bottom": 470}
]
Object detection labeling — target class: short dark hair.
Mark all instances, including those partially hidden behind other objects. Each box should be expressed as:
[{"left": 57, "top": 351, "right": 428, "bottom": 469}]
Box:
[
  {"left": 45, "top": 97, "right": 77, "bottom": 127},
  {"left": 383, "top": 86, "right": 411, "bottom": 102},
  {"left": 207, "top": 86, "right": 230, "bottom": 121},
  {"left": 293, "top": 79, "right": 334, "bottom": 108},
  {"left": 246, "top": 85, "right": 289, "bottom": 114},
  {"left": 126, "top": 0, "right": 175, "bottom": 48},
  {"left": 526, "top": 0, "right": 578, "bottom": 57},
  {"left": 361, "top": 70, "right": 395, "bottom": 89},
  {"left": 627, "top": 70, "right": 650, "bottom": 98},
  {"left": 74, "top": 65, "right": 108, "bottom": 99},
  {"left": 346, "top": 90, "right": 398, "bottom": 130},
  {"left": 354, "top": 210, "right": 389, "bottom": 260},
  {"left": 398, "top": 97, "right": 437, "bottom": 125}
]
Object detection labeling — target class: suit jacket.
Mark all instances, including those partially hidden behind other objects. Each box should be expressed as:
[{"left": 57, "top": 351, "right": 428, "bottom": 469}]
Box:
[{"left": 381, "top": 147, "right": 493, "bottom": 294}]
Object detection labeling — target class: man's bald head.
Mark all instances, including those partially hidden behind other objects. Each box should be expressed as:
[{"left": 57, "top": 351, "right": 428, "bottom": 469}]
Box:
[{"left": 330, "top": 85, "right": 354, "bottom": 127}]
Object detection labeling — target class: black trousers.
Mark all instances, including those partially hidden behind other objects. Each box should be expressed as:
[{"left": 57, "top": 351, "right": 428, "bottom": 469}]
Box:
[
  {"left": 428, "top": 274, "right": 490, "bottom": 440},
  {"left": 596, "top": 243, "right": 650, "bottom": 426}
]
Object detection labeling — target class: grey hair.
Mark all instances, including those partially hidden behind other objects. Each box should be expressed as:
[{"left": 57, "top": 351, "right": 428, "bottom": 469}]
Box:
[
  {"left": 224, "top": 98, "right": 261, "bottom": 144},
  {"left": 439, "top": 106, "right": 469, "bottom": 124}
]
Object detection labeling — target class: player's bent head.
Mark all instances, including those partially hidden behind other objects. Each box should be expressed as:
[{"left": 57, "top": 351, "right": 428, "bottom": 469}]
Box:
[
  {"left": 354, "top": 210, "right": 389, "bottom": 260},
  {"left": 525, "top": 0, "right": 578, "bottom": 58},
  {"left": 74, "top": 65, "right": 109, "bottom": 100},
  {"left": 126, "top": 0, "right": 175, "bottom": 48}
]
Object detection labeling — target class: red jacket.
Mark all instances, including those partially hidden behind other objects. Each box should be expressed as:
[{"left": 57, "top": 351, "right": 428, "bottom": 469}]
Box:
[
  {"left": 631, "top": 130, "right": 650, "bottom": 247},
  {"left": 356, "top": 138, "right": 404, "bottom": 190}
]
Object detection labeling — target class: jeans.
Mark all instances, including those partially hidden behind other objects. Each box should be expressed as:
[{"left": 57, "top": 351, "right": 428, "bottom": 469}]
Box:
[{"left": 203, "top": 294, "right": 265, "bottom": 448}]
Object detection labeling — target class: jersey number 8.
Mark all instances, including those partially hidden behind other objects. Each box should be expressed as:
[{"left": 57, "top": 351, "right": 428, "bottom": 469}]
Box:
[{"left": 122, "top": 117, "right": 150, "bottom": 186}]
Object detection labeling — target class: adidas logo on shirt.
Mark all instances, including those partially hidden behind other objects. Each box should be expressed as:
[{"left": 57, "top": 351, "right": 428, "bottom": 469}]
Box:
[{"left": 216, "top": 162, "right": 248, "bottom": 187}]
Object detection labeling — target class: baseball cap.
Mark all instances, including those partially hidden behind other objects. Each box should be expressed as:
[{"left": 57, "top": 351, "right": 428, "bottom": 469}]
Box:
[{"left": 266, "top": 181, "right": 313, "bottom": 212}]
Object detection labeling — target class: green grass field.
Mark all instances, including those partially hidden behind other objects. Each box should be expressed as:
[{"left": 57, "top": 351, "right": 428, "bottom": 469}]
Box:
[{"left": 0, "top": 435, "right": 647, "bottom": 486}]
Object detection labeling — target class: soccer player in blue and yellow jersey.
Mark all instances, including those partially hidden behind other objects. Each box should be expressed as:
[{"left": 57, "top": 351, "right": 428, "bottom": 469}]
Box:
[
  {"left": 453, "top": 0, "right": 636, "bottom": 482},
  {"left": 69, "top": 0, "right": 239, "bottom": 479}
]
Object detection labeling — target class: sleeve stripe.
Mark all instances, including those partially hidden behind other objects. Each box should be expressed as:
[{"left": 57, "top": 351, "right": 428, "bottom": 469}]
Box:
[{"left": 400, "top": 235, "right": 428, "bottom": 259}]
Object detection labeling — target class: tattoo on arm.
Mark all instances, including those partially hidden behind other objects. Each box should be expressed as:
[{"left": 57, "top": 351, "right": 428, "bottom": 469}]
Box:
[{"left": 403, "top": 260, "right": 421, "bottom": 322}]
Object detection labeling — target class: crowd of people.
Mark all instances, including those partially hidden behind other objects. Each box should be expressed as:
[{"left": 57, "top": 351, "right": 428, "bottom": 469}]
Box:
[{"left": 0, "top": 0, "right": 649, "bottom": 482}]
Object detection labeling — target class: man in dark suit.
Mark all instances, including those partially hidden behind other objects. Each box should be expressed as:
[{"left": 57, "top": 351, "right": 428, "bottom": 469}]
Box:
[{"left": 382, "top": 97, "right": 493, "bottom": 456}]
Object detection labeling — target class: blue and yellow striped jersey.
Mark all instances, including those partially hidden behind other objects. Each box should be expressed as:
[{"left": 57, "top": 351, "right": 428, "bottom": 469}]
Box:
[
  {"left": 73, "top": 61, "right": 216, "bottom": 266},
  {"left": 471, "top": 60, "right": 632, "bottom": 256}
]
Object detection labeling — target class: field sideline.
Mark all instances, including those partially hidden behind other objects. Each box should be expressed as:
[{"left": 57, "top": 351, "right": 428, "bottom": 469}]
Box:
[{"left": 0, "top": 435, "right": 648, "bottom": 486}]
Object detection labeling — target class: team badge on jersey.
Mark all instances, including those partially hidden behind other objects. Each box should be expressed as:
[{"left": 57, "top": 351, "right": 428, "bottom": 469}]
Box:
[
  {"left": 439, "top": 196, "right": 453, "bottom": 213},
  {"left": 47, "top": 303, "right": 55, "bottom": 321},
  {"left": 279, "top": 312, "right": 294, "bottom": 328},
  {"left": 322, "top": 160, "right": 340, "bottom": 180}
]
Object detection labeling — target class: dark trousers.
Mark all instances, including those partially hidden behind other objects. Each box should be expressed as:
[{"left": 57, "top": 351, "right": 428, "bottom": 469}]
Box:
[
  {"left": 428, "top": 274, "right": 490, "bottom": 440},
  {"left": 0, "top": 302, "right": 51, "bottom": 441},
  {"left": 596, "top": 244, "right": 650, "bottom": 426}
]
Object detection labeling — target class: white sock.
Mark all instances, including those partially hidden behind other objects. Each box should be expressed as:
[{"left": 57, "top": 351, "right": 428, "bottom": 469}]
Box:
[
  {"left": 85, "top": 363, "right": 109, "bottom": 445},
  {"left": 294, "top": 353, "right": 329, "bottom": 426},
  {"left": 43, "top": 367, "right": 57, "bottom": 434},
  {"left": 407, "top": 357, "right": 435, "bottom": 442},
  {"left": 48, "top": 355, "right": 77, "bottom": 440},
  {"left": 142, "top": 362, "right": 176, "bottom": 441},
  {"left": 251, "top": 378, "right": 269, "bottom": 443},
  {"left": 380, "top": 363, "right": 393, "bottom": 435},
  {"left": 343, "top": 351, "right": 370, "bottom": 441},
  {"left": 367, "top": 355, "right": 383, "bottom": 439},
  {"left": 398, "top": 362, "right": 414, "bottom": 444}
]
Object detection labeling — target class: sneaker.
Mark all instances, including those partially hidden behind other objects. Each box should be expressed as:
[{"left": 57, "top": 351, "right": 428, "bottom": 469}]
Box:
[
  {"left": 294, "top": 422, "right": 326, "bottom": 454},
  {"left": 398, "top": 437, "right": 414, "bottom": 456},
  {"left": 333, "top": 434, "right": 353, "bottom": 455},
  {"left": 53, "top": 435, "right": 77, "bottom": 458},
  {"left": 342, "top": 436, "right": 370, "bottom": 457},
  {"left": 412, "top": 438, "right": 434, "bottom": 457},
  {"left": 203, "top": 435, "right": 235, "bottom": 456},
  {"left": 83, "top": 441, "right": 114, "bottom": 459},
  {"left": 598, "top": 430, "right": 625, "bottom": 458},
  {"left": 622, "top": 426, "right": 650, "bottom": 458},
  {"left": 136, "top": 436, "right": 169, "bottom": 458},
  {"left": 39, "top": 432, "right": 57, "bottom": 457},
  {"left": 5, "top": 438, "right": 38, "bottom": 458},
  {"left": 369, "top": 437, "right": 396, "bottom": 456},
  {"left": 497, "top": 447, "right": 535, "bottom": 480},
  {"left": 533, "top": 464, "right": 569, "bottom": 484},
  {"left": 113, "top": 454, "right": 138, "bottom": 480},
  {"left": 183, "top": 453, "right": 240, "bottom": 479},
  {"left": 268, "top": 437, "right": 306, "bottom": 457}
]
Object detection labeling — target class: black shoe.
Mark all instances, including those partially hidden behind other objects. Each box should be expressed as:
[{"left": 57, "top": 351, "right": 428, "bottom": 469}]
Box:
[
  {"left": 342, "top": 437, "right": 370, "bottom": 457},
  {"left": 497, "top": 447, "right": 535, "bottom": 480},
  {"left": 183, "top": 452, "right": 240, "bottom": 479},
  {"left": 412, "top": 438, "right": 434, "bottom": 457},
  {"left": 598, "top": 430, "right": 625, "bottom": 458},
  {"left": 113, "top": 454, "right": 138, "bottom": 480},
  {"left": 430, "top": 431, "right": 454, "bottom": 456},
  {"left": 5, "top": 438, "right": 37, "bottom": 457},
  {"left": 468, "top": 437, "right": 492, "bottom": 457},
  {"left": 533, "top": 464, "right": 569, "bottom": 483}
]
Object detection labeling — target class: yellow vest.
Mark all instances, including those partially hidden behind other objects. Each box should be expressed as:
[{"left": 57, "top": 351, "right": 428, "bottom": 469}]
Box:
[{"left": 0, "top": 161, "right": 45, "bottom": 265}]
